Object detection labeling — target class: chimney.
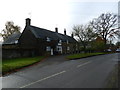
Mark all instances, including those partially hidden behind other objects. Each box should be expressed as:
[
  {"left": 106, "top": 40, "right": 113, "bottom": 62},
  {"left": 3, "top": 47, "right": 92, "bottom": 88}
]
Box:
[
  {"left": 71, "top": 33, "right": 74, "bottom": 38},
  {"left": 55, "top": 27, "right": 58, "bottom": 33},
  {"left": 64, "top": 28, "right": 66, "bottom": 35},
  {"left": 26, "top": 18, "right": 31, "bottom": 26}
]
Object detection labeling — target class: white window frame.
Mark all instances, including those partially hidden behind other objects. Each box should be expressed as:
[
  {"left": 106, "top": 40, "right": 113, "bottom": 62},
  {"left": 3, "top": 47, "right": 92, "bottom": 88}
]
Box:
[
  {"left": 67, "top": 46, "right": 70, "bottom": 51},
  {"left": 67, "top": 40, "right": 69, "bottom": 44},
  {"left": 15, "top": 40, "right": 18, "bottom": 44},
  {"left": 59, "top": 40, "right": 62, "bottom": 43},
  {"left": 46, "top": 46, "right": 51, "bottom": 51},
  {"left": 46, "top": 37, "right": 51, "bottom": 42},
  {"left": 56, "top": 46, "right": 62, "bottom": 52},
  {"left": 58, "top": 40, "right": 62, "bottom": 45}
]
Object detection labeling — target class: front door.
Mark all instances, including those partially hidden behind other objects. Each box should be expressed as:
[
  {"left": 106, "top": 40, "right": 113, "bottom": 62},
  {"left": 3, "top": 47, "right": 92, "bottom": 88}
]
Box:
[{"left": 51, "top": 48, "right": 53, "bottom": 55}]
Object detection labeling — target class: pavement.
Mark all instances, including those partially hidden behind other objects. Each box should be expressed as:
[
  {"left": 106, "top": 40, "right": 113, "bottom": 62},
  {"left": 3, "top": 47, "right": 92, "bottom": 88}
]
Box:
[{"left": 1, "top": 53, "right": 119, "bottom": 88}]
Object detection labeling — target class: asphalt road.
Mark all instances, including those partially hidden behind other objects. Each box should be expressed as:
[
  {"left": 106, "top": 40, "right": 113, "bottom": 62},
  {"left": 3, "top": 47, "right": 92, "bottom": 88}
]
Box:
[{"left": 1, "top": 53, "right": 119, "bottom": 88}]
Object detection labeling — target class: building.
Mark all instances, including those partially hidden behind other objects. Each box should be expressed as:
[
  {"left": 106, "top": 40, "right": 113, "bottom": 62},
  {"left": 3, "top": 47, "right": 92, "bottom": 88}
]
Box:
[{"left": 2, "top": 18, "right": 78, "bottom": 59}]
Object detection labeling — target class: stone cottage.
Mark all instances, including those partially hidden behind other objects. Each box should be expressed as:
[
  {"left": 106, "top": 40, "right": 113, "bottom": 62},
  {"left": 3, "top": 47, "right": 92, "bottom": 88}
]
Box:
[{"left": 2, "top": 18, "right": 78, "bottom": 58}]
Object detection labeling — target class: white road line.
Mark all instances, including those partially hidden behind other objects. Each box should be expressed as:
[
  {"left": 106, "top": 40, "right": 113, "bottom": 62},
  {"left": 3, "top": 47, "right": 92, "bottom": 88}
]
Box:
[
  {"left": 20, "top": 70, "right": 66, "bottom": 88},
  {"left": 77, "top": 61, "right": 92, "bottom": 68}
]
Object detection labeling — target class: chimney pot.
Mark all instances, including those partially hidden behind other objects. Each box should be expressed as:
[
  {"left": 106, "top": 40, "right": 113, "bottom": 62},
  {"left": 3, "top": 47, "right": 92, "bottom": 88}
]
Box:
[
  {"left": 26, "top": 18, "right": 31, "bottom": 26},
  {"left": 55, "top": 27, "right": 58, "bottom": 33},
  {"left": 64, "top": 28, "right": 66, "bottom": 35},
  {"left": 71, "top": 33, "right": 74, "bottom": 38}
]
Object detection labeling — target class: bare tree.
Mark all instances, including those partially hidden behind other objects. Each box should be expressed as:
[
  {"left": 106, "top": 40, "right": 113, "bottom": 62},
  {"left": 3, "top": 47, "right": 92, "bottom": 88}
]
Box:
[
  {"left": 90, "top": 13, "right": 118, "bottom": 45},
  {"left": 0, "top": 21, "right": 21, "bottom": 41},
  {"left": 73, "top": 24, "right": 96, "bottom": 52}
]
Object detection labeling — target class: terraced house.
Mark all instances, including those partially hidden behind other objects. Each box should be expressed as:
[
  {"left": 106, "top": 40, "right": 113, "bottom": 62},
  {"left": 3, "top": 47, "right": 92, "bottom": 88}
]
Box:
[{"left": 3, "top": 18, "right": 78, "bottom": 58}]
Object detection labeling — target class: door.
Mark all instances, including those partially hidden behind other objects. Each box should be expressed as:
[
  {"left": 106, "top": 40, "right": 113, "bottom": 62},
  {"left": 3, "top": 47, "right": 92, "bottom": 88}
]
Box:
[{"left": 51, "top": 48, "right": 53, "bottom": 55}]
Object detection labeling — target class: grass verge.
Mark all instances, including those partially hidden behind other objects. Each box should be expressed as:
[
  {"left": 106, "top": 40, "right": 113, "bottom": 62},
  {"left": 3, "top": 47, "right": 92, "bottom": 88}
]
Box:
[
  {"left": 66, "top": 52, "right": 110, "bottom": 60},
  {"left": 2, "top": 56, "right": 45, "bottom": 75}
]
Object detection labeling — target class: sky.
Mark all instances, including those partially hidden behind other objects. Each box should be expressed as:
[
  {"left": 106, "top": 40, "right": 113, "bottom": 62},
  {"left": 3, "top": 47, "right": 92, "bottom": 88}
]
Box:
[{"left": 0, "top": 0, "right": 119, "bottom": 42}]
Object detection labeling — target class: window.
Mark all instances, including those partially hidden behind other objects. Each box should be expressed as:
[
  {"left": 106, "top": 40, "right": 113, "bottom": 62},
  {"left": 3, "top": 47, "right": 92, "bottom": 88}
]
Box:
[
  {"left": 67, "top": 40, "right": 69, "bottom": 44},
  {"left": 46, "top": 37, "right": 51, "bottom": 42},
  {"left": 46, "top": 46, "right": 51, "bottom": 51},
  {"left": 58, "top": 40, "right": 62, "bottom": 45},
  {"left": 67, "top": 46, "right": 70, "bottom": 51},
  {"left": 56, "top": 46, "right": 62, "bottom": 51},
  {"left": 59, "top": 40, "right": 62, "bottom": 43},
  {"left": 15, "top": 40, "right": 18, "bottom": 44},
  {"left": 56, "top": 46, "right": 62, "bottom": 53}
]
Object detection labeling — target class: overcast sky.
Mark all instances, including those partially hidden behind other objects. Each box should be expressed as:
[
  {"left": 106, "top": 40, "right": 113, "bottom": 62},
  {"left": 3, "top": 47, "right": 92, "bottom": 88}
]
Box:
[{"left": 0, "top": 0, "right": 119, "bottom": 41}]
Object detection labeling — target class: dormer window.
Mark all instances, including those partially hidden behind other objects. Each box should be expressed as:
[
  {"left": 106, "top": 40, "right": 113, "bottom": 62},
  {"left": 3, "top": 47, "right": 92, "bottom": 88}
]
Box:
[
  {"left": 15, "top": 40, "right": 18, "bottom": 44},
  {"left": 46, "top": 37, "right": 51, "bottom": 42},
  {"left": 58, "top": 40, "right": 62, "bottom": 45},
  {"left": 59, "top": 40, "right": 62, "bottom": 43}
]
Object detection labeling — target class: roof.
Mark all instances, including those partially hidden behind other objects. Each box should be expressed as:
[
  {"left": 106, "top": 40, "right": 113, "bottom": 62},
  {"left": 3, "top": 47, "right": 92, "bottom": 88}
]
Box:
[
  {"left": 3, "top": 25, "right": 77, "bottom": 44},
  {"left": 26, "top": 25, "right": 77, "bottom": 42},
  {"left": 3, "top": 32, "right": 21, "bottom": 44}
]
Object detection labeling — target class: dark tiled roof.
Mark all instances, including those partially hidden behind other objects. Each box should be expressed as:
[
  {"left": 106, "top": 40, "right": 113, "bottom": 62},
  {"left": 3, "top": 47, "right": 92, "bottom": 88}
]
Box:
[
  {"left": 27, "top": 25, "right": 77, "bottom": 42},
  {"left": 3, "top": 32, "right": 21, "bottom": 44},
  {"left": 3, "top": 25, "right": 77, "bottom": 44}
]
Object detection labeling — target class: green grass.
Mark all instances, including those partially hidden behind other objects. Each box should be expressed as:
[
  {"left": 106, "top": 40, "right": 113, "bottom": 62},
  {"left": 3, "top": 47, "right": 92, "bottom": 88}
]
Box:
[
  {"left": 0, "top": 62, "right": 2, "bottom": 73},
  {"left": 66, "top": 52, "right": 107, "bottom": 60},
  {"left": 2, "top": 56, "right": 45, "bottom": 74}
]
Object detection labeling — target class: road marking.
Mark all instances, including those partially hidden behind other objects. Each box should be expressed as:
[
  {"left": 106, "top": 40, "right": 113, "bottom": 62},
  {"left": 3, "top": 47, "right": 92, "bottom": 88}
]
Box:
[
  {"left": 77, "top": 61, "right": 92, "bottom": 68},
  {"left": 20, "top": 70, "right": 66, "bottom": 88}
]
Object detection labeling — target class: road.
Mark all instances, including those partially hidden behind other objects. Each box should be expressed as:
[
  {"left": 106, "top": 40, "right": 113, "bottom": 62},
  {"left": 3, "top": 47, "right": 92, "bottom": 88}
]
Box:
[{"left": 1, "top": 53, "right": 119, "bottom": 88}]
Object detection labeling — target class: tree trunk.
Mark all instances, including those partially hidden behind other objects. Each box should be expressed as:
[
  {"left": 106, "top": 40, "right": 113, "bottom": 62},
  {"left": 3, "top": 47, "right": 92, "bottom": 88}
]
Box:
[
  {"left": 83, "top": 43, "right": 86, "bottom": 53},
  {"left": 104, "top": 38, "right": 107, "bottom": 51}
]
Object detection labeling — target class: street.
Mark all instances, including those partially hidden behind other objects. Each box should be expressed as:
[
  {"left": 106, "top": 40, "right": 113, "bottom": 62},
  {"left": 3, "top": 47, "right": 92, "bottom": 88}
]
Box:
[{"left": 2, "top": 53, "right": 119, "bottom": 88}]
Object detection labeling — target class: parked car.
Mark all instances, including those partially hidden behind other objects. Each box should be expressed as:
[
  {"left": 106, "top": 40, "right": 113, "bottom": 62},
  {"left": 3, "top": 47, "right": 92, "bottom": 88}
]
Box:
[
  {"left": 116, "top": 48, "right": 120, "bottom": 53},
  {"left": 107, "top": 49, "right": 111, "bottom": 52}
]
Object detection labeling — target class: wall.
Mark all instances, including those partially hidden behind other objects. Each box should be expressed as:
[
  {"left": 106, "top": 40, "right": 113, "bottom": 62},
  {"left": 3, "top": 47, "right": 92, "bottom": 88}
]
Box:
[
  {"left": 2, "top": 48, "right": 36, "bottom": 59},
  {"left": 19, "top": 27, "right": 37, "bottom": 49}
]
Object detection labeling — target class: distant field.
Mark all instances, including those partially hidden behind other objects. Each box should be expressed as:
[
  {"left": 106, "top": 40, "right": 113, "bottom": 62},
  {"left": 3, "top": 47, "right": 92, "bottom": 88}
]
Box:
[{"left": 2, "top": 56, "right": 45, "bottom": 75}]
